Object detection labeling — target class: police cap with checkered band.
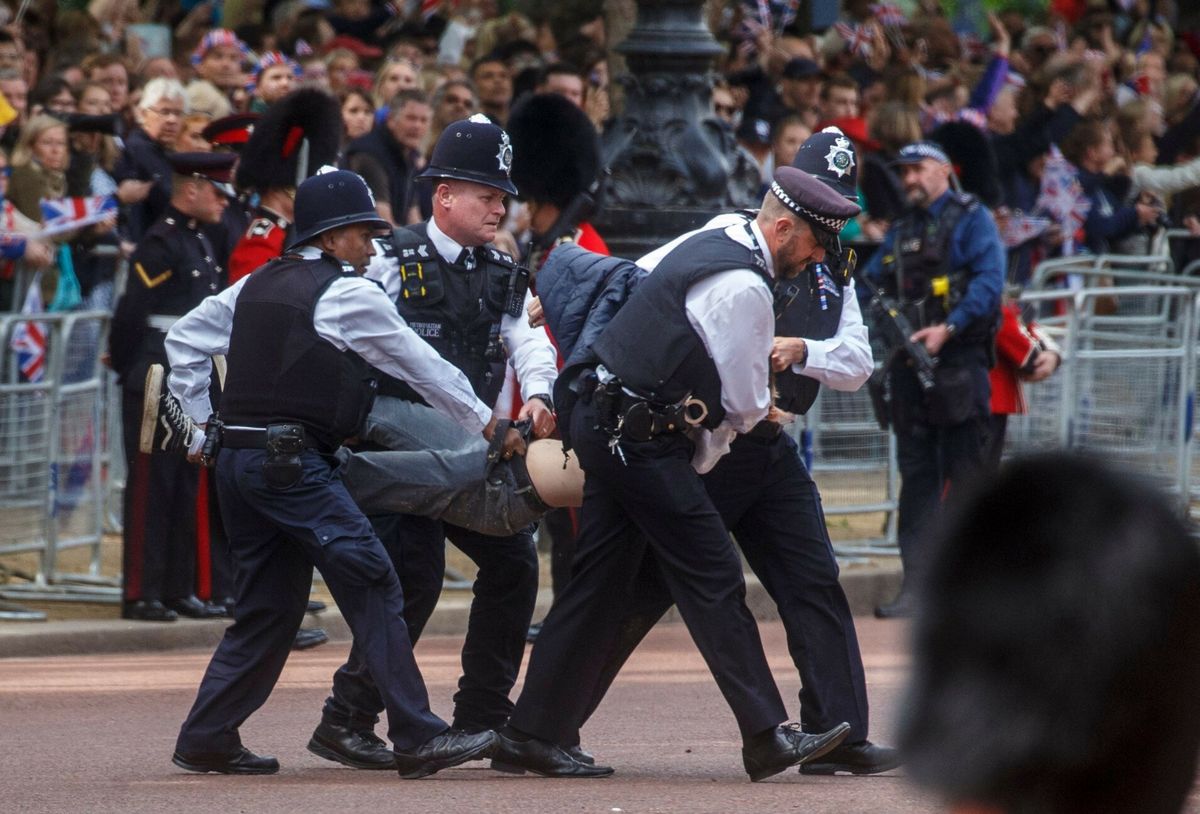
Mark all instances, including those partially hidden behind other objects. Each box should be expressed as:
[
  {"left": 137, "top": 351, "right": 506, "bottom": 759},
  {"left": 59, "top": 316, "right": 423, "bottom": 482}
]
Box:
[
  {"left": 416, "top": 113, "right": 519, "bottom": 196},
  {"left": 769, "top": 165, "right": 861, "bottom": 255}
]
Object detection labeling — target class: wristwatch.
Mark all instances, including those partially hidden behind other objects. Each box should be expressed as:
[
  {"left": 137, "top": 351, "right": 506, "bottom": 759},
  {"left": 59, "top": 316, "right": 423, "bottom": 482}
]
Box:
[
  {"left": 944, "top": 323, "right": 958, "bottom": 339},
  {"left": 529, "top": 393, "right": 554, "bottom": 411}
]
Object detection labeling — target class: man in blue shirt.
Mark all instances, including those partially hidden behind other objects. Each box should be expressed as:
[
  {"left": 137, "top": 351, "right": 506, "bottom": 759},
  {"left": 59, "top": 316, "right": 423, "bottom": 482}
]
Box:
[{"left": 862, "top": 141, "right": 1004, "bottom": 619}]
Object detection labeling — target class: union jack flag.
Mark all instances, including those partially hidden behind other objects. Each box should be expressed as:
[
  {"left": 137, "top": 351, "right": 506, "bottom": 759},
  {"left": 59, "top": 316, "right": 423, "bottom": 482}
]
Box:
[
  {"left": 1037, "top": 146, "right": 1091, "bottom": 255},
  {"left": 869, "top": 3, "right": 906, "bottom": 29},
  {"left": 38, "top": 195, "right": 118, "bottom": 238},
  {"left": 10, "top": 275, "right": 45, "bottom": 383},
  {"left": 834, "top": 22, "right": 873, "bottom": 58}
]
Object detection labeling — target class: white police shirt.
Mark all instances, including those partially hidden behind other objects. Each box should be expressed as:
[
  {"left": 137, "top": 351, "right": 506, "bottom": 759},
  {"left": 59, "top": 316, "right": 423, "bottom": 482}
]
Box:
[
  {"left": 165, "top": 246, "right": 493, "bottom": 454},
  {"left": 365, "top": 216, "right": 559, "bottom": 405},
  {"left": 636, "top": 219, "right": 776, "bottom": 474}
]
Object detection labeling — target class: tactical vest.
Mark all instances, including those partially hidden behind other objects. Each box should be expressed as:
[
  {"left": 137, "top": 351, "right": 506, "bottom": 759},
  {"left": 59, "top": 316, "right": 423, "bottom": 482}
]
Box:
[
  {"left": 381, "top": 222, "right": 528, "bottom": 406},
  {"left": 221, "top": 254, "right": 377, "bottom": 451},
  {"left": 773, "top": 261, "right": 846, "bottom": 415},
  {"left": 880, "top": 192, "right": 991, "bottom": 345},
  {"left": 592, "top": 224, "right": 771, "bottom": 430}
]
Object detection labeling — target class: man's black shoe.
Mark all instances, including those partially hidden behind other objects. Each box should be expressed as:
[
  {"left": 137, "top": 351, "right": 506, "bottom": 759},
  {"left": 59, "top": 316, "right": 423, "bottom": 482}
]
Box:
[
  {"left": 307, "top": 599, "right": 326, "bottom": 614},
  {"left": 122, "top": 599, "right": 177, "bottom": 622},
  {"left": 307, "top": 721, "right": 394, "bottom": 770},
  {"left": 139, "top": 364, "right": 197, "bottom": 455},
  {"left": 490, "top": 731, "right": 614, "bottom": 777},
  {"left": 799, "top": 740, "right": 902, "bottom": 775},
  {"left": 292, "top": 628, "right": 328, "bottom": 650},
  {"left": 874, "top": 592, "right": 917, "bottom": 619},
  {"left": 166, "top": 595, "right": 226, "bottom": 619},
  {"left": 172, "top": 746, "right": 279, "bottom": 775},
  {"left": 395, "top": 728, "right": 496, "bottom": 779},
  {"left": 566, "top": 744, "right": 595, "bottom": 765},
  {"left": 742, "top": 722, "right": 851, "bottom": 782}
]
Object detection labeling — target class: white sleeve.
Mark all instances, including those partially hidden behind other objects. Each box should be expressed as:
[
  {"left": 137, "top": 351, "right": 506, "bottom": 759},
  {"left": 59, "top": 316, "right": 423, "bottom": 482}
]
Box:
[
  {"left": 684, "top": 269, "right": 773, "bottom": 472},
  {"left": 363, "top": 241, "right": 401, "bottom": 301},
  {"left": 500, "top": 289, "right": 558, "bottom": 400},
  {"left": 1132, "top": 156, "right": 1200, "bottom": 197},
  {"left": 314, "top": 276, "right": 492, "bottom": 434},
  {"left": 165, "top": 276, "right": 248, "bottom": 425},
  {"left": 793, "top": 278, "right": 873, "bottom": 391}
]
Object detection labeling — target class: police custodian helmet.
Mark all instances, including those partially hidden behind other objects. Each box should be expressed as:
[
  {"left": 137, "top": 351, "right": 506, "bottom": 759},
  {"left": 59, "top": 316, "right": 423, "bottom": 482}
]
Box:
[
  {"left": 416, "top": 113, "right": 519, "bottom": 196},
  {"left": 791, "top": 126, "right": 858, "bottom": 201},
  {"left": 287, "top": 167, "right": 390, "bottom": 250}
]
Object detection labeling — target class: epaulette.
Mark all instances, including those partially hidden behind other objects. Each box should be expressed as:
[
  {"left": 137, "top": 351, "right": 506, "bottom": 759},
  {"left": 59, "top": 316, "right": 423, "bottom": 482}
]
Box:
[{"left": 482, "top": 245, "right": 518, "bottom": 269}]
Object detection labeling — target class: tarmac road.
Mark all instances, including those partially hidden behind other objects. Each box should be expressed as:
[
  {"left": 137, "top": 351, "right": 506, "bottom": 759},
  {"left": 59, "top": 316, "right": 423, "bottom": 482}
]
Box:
[{"left": 5, "top": 616, "right": 1184, "bottom": 814}]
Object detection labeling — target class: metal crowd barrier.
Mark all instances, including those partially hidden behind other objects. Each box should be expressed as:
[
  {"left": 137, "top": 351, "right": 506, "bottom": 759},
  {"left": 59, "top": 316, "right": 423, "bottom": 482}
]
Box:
[
  {"left": 0, "top": 309, "right": 118, "bottom": 604},
  {"left": 1007, "top": 285, "right": 1197, "bottom": 507}
]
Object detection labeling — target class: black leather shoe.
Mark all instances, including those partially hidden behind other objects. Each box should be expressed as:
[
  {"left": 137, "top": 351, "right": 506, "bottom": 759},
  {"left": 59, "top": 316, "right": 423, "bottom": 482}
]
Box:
[
  {"left": 799, "top": 740, "right": 902, "bottom": 775},
  {"left": 490, "top": 731, "right": 614, "bottom": 777},
  {"left": 292, "top": 627, "right": 329, "bottom": 650},
  {"left": 307, "top": 721, "right": 394, "bottom": 770},
  {"left": 167, "top": 595, "right": 227, "bottom": 619},
  {"left": 122, "top": 600, "right": 177, "bottom": 622},
  {"left": 395, "top": 728, "right": 496, "bottom": 779},
  {"left": 874, "top": 592, "right": 917, "bottom": 619},
  {"left": 566, "top": 744, "right": 595, "bottom": 765},
  {"left": 172, "top": 746, "right": 279, "bottom": 775},
  {"left": 203, "top": 599, "right": 232, "bottom": 617},
  {"left": 742, "top": 722, "right": 851, "bottom": 782},
  {"left": 307, "top": 599, "right": 326, "bottom": 615}
]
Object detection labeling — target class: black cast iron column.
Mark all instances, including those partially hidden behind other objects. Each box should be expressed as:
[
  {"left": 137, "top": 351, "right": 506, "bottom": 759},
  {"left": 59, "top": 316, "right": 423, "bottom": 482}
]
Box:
[{"left": 595, "top": 0, "right": 762, "bottom": 259}]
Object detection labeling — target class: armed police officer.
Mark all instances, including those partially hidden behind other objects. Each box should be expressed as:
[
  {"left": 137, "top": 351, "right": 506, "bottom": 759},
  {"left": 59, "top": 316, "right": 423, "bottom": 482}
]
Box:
[
  {"left": 305, "top": 113, "right": 559, "bottom": 771},
  {"left": 523, "top": 128, "right": 898, "bottom": 777},
  {"left": 862, "top": 141, "right": 1004, "bottom": 619},
  {"left": 162, "top": 168, "right": 517, "bottom": 777},
  {"left": 490, "top": 166, "right": 860, "bottom": 781}
]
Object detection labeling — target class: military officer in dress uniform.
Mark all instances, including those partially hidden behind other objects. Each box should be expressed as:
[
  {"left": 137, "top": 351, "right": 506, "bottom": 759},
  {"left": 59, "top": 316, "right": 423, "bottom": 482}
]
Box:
[
  {"left": 163, "top": 168, "right": 519, "bottom": 777},
  {"left": 110, "top": 152, "right": 236, "bottom": 621},
  {"left": 490, "top": 166, "right": 860, "bottom": 781},
  {"left": 307, "top": 114, "right": 559, "bottom": 770}
]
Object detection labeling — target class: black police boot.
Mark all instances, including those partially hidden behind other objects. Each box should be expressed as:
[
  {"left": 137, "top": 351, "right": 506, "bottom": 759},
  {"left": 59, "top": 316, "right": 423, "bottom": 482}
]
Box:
[
  {"left": 139, "top": 364, "right": 197, "bottom": 455},
  {"left": 490, "top": 728, "right": 613, "bottom": 778},
  {"left": 307, "top": 721, "right": 395, "bottom": 770},
  {"left": 166, "top": 595, "right": 226, "bottom": 619},
  {"left": 394, "top": 729, "right": 497, "bottom": 779}
]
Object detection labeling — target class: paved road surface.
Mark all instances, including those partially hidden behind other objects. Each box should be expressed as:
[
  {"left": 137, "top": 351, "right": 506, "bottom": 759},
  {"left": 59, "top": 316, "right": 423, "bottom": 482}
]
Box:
[{"left": 3, "top": 617, "right": 1185, "bottom": 814}]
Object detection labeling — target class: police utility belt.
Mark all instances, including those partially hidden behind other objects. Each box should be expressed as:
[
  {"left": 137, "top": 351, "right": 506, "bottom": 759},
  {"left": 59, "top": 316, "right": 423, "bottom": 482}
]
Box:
[{"left": 590, "top": 367, "right": 708, "bottom": 443}]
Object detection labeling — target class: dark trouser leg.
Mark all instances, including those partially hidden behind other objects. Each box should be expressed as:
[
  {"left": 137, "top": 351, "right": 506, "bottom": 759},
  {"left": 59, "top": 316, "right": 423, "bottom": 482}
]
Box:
[
  {"left": 178, "top": 450, "right": 446, "bottom": 754},
  {"left": 543, "top": 507, "right": 578, "bottom": 598},
  {"left": 322, "top": 513, "right": 445, "bottom": 731},
  {"left": 711, "top": 434, "right": 870, "bottom": 742},
  {"left": 894, "top": 422, "right": 940, "bottom": 588},
  {"left": 445, "top": 523, "right": 539, "bottom": 731},
  {"left": 983, "top": 413, "right": 1008, "bottom": 473},
  {"left": 508, "top": 404, "right": 786, "bottom": 744},
  {"left": 121, "top": 388, "right": 197, "bottom": 602}
]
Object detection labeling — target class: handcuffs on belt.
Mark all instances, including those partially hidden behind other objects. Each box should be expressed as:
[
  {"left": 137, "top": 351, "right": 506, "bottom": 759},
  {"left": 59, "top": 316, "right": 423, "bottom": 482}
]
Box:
[{"left": 593, "top": 378, "right": 709, "bottom": 465}]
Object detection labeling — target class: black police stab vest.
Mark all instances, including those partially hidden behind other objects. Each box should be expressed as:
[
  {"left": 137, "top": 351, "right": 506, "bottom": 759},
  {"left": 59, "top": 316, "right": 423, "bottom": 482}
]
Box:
[
  {"left": 381, "top": 222, "right": 523, "bottom": 406},
  {"left": 221, "top": 255, "right": 377, "bottom": 450},
  {"left": 592, "top": 226, "right": 771, "bottom": 430},
  {"left": 773, "top": 262, "right": 846, "bottom": 415},
  {"left": 880, "top": 192, "right": 991, "bottom": 345}
]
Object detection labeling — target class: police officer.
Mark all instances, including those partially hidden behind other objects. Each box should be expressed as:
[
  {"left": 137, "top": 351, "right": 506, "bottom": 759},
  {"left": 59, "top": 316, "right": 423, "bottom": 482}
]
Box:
[
  {"left": 163, "top": 168, "right": 516, "bottom": 777},
  {"left": 491, "top": 166, "right": 860, "bottom": 781},
  {"left": 862, "top": 141, "right": 1004, "bottom": 619},
  {"left": 521, "top": 129, "right": 898, "bottom": 777},
  {"left": 308, "top": 114, "right": 559, "bottom": 769},
  {"left": 110, "top": 151, "right": 236, "bottom": 622}
]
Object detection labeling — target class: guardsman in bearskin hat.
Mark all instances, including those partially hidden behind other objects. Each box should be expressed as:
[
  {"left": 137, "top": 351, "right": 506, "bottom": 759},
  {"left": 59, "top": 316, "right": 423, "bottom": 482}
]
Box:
[
  {"left": 228, "top": 88, "right": 342, "bottom": 283},
  {"left": 303, "top": 113, "right": 559, "bottom": 772}
]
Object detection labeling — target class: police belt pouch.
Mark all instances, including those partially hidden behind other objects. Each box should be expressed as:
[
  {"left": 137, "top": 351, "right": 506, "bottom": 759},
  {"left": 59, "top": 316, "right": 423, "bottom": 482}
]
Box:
[
  {"left": 593, "top": 381, "right": 703, "bottom": 443},
  {"left": 263, "top": 424, "right": 305, "bottom": 489},
  {"left": 925, "top": 366, "right": 975, "bottom": 426}
]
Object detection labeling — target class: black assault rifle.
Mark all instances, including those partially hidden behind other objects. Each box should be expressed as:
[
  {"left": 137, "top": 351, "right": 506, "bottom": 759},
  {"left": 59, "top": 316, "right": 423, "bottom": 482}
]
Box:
[{"left": 855, "top": 269, "right": 937, "bottom": 393}]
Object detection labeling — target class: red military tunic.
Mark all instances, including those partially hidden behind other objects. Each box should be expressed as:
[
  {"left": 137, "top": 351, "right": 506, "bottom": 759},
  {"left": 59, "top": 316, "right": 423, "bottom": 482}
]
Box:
[{"left": 227, "top": 205, "right": 290, "bottom": 284}]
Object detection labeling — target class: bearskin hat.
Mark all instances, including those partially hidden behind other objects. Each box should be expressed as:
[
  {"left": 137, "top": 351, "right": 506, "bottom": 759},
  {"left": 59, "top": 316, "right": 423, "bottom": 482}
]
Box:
[
  {"left": 929, "top": 120, "right": 1002, "bottom": 208},
  {"left": 507, "top": 92, "right": 600, "bottom": 209},
  {"left": 235, "top": 88, "right": 341, "bottom": 193}
]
